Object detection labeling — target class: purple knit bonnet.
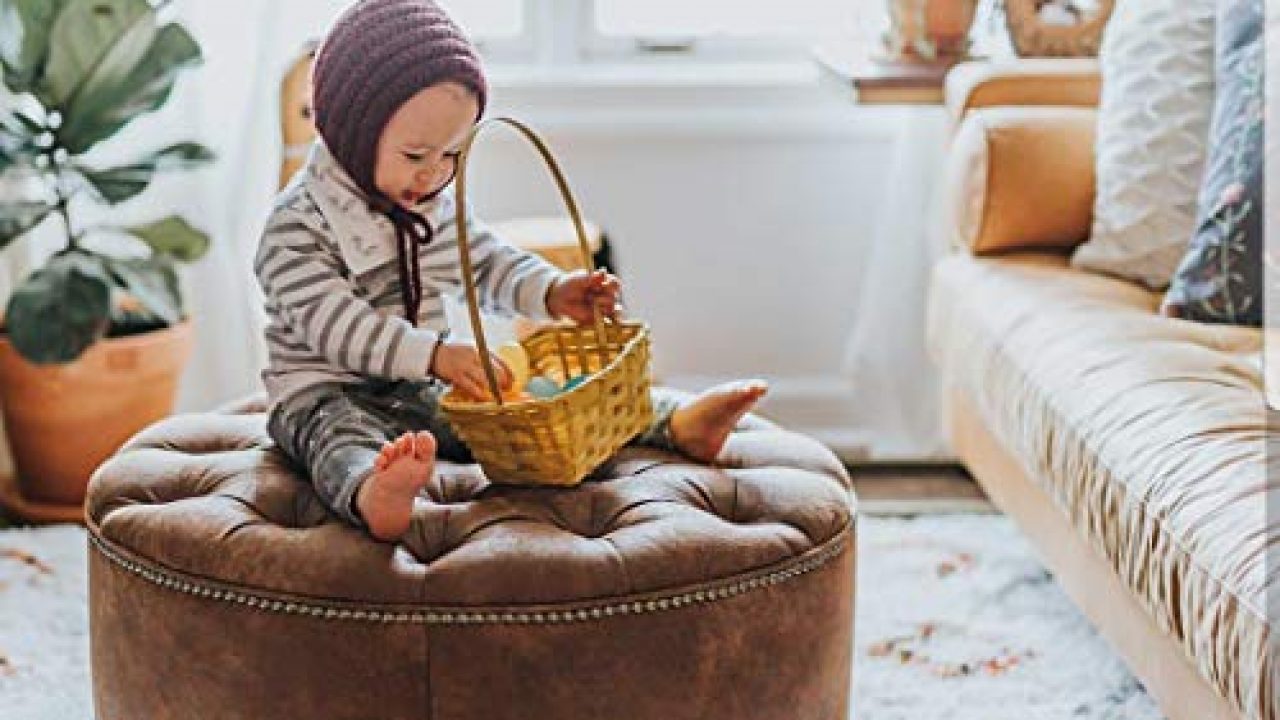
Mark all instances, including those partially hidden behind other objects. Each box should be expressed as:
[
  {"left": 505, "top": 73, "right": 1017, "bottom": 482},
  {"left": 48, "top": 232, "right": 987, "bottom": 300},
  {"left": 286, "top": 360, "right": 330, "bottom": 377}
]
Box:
[{"left": 311, "top": 0, "right": 488, "bottom": 324}]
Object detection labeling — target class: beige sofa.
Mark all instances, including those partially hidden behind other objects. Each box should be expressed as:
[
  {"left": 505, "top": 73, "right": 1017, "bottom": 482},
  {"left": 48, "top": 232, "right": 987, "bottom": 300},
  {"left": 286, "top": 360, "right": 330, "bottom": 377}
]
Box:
[{"left": 928, "top": 60, "right": 1275, "bottom": 720}]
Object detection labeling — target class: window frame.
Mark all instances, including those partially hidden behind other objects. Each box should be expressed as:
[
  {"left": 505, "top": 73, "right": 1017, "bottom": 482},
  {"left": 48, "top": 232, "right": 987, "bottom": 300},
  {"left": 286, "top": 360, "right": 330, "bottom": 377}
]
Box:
[
  {"left": 441, "top": 0, "right": 537, "bottom": 60},
  {"left": 578, "top": 0, "right": 839, "bottom": 63},
  {"left": 476, "top": 0, "right": 870, "bottom": 67}
]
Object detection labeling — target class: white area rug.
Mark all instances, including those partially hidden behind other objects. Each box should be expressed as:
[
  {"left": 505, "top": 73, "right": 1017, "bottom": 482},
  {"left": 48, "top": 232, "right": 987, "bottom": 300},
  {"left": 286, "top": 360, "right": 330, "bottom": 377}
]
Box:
[
  {"left": 854, "top": 516, "right": 1161, "bottom": 720},
  {"left": 0, "top": 516, "right": 1163, "bottom": 719},
  {"left": 0, "top": 524, "right": 92, "bottom": 719}
]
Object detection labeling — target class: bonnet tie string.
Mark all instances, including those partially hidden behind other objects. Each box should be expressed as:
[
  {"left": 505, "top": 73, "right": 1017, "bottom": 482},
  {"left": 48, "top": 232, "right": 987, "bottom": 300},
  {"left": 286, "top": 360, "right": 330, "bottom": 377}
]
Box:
[{"left": 376, "top": 202, "right": 434, "bottom": 327}]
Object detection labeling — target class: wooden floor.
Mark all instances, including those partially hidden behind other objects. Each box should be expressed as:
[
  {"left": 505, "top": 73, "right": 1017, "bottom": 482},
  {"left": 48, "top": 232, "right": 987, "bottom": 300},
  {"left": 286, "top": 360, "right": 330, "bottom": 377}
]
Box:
[{"left": 849, "top": 463, "right": 993, "bottom": 515}]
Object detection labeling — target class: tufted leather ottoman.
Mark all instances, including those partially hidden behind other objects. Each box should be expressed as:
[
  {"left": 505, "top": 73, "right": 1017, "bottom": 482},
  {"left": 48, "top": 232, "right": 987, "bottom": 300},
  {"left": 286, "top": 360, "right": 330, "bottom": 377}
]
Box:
[{"left": 86, "top": 392, "right": 856, "bottom": 720}]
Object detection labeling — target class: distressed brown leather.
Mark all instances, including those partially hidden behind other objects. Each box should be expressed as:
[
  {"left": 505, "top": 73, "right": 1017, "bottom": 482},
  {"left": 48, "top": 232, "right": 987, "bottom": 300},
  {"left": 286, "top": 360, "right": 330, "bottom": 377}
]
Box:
[{"left": 87, "top": 390, "right": 856, "bottom": 720}]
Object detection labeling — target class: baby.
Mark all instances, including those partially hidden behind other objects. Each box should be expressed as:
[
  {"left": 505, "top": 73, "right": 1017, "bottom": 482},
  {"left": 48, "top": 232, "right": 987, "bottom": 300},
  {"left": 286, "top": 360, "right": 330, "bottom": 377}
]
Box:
[{"left": 256, "top": 0, "right": 768, "bottom": 542}]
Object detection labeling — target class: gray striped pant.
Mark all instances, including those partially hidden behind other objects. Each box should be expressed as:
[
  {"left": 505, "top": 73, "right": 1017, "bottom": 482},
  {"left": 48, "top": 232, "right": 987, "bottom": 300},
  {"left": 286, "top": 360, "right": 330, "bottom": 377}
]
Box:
[{"left": 267, "top": 379, "right": 680, "bottom": 530}]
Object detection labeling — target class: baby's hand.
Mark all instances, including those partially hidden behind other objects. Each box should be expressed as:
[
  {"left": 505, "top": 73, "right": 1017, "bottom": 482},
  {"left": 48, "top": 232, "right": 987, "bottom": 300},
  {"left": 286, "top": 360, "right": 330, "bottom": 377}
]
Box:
[
  {"left": 430, "top": 340, "right": 513, "bottom": 401},
  {"left": 546, "top": 269, "right": 622, "bottom": 325}
]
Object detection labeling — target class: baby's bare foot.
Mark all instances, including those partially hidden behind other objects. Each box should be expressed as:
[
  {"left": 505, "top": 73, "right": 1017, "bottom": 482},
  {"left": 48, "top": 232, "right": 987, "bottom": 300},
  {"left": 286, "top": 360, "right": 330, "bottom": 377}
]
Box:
[
  {"left": 356, "top": 431, "right": 436, "bottom": 541},
  {"left": 668, "top": 379, "right": 768, "bottom": 463}
]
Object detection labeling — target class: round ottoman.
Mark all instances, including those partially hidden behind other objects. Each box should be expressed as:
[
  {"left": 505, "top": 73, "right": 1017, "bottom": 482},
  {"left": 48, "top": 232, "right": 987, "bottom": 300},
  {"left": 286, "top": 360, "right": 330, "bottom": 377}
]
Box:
[{"left": 87, "top": 392, "right": 856, "bottom": 720}]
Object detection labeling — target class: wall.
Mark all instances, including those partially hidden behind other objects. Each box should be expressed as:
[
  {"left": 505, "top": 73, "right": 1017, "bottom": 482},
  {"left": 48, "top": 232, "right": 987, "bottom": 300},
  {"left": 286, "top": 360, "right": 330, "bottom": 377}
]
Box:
[
  {"left": 463, "top": 69, "right": 943, "bottom": 458},
  {"left": 2, "top": 47, "right": 949, "bottom": 463}
]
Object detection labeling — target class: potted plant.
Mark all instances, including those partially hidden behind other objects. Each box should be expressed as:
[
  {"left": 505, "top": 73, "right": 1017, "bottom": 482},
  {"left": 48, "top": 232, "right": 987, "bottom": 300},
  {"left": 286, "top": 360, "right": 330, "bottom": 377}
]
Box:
[{"left": 0, "top": 0, "right": 213, "bottom": 514}]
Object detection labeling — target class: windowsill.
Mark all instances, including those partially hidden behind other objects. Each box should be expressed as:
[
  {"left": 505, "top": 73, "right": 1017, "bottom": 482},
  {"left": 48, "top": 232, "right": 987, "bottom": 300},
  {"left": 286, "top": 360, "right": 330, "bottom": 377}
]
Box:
[
  {"left": 486, "top": 58, "right": 823, "bottom": 91},
  {"left": 477, "top": 46, "right": 941, "bottom": 132}
]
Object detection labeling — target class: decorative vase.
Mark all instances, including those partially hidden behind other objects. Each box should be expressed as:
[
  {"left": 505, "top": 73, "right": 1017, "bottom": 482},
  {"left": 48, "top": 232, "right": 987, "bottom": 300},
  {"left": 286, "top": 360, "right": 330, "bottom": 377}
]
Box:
[
  {"left": 0, "top": 321, "right": 193, "bottom": 507},
  {"left": 882, "top": 0, "right": 982, "bottom": 62}
]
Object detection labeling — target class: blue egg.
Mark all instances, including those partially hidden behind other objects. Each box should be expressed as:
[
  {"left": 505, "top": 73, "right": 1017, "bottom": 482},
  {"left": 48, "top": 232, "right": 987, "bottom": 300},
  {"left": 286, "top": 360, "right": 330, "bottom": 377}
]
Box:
[
  {"left": 562, "top": 374, "right": 589, "bottom": 392},
  {"left": 526, "top": 376, "right": 561, "bottom": 399}
]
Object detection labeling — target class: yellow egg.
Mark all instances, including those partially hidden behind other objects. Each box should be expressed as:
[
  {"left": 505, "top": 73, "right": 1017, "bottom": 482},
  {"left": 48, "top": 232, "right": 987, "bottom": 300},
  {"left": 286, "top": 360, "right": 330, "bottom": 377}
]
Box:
[{"left": 496, "top": 341, "right": 530, "bottom": 392}]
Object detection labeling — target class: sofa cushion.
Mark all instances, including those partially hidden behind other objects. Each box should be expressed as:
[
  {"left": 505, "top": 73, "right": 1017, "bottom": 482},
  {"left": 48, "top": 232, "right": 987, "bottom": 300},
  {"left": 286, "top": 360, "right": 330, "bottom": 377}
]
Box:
[
  {"left": 940, "top": 106, "right": 1097, "bottom": 255},
  {"left": 1072, "top": 0, "right": 1216, "bottom": 289},
  {"left": 928, "top": 252, "right": 1274, "bottom": 717}
]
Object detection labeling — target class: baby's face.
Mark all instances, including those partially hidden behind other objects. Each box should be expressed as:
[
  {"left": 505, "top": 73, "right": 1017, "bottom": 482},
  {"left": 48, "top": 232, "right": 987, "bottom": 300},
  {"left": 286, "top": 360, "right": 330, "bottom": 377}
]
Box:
[{"left": 375, "top": 82, "right": 479, "bottom": 209}]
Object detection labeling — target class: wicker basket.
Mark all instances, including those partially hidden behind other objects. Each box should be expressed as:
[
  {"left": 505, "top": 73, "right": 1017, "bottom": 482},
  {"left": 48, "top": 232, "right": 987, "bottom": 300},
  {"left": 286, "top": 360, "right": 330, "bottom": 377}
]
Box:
[{"left": 440, "top": 117, "right": 654, "bottom": 486}]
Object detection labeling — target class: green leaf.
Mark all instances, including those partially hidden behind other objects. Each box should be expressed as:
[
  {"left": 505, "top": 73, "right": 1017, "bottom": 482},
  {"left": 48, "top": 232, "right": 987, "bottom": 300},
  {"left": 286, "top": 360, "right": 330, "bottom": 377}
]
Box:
[
  {"left": 5, "top": 250, "right": 112, "bottom": 364},
  {"left": 0, "top": 201, "right": 55, "bottom": 247},
  {"left": 100, "top": 253, "right": 181, "bottom": 329},
  {"left": 74, "top": 165, "right": 147, "bottom": 203},
  {"left": 0, "top": 115, "right": 42, "bottom": 171},
  {"left": 39, "top": 0, "right": 151, "bottom": 110},
  {"left": 0, "top": 0, "right": 65, "bottom": 95},
  {"left": 76, "top": 141, "right": 214, "bottom": 204},
  {"left": 10, "top": 110, "right": 44, "bottom": 133},
  {"left": 10, "top": 110, "right": 44, "bottom": 135},
  {"left": 0, "top": 113, "right": 30, "bottom": 140},
  {"left": 0, "top": 115, "right": 23, "bottom": 145},
  {"left": 58, "top": 21, "right": 202, "bottom": 155},
  {"left": 0, "top": 130, "right": 16, "bottom": 171},
  {"left": 149, "top": 141, "right": 214, "bottom": 165},
  {"left": 125, "top": 215, "right": 209, "bottom": 261}
]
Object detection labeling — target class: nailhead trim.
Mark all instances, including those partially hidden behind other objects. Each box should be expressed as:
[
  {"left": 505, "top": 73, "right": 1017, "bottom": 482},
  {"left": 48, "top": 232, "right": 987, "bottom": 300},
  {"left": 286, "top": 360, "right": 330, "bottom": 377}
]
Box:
[{"left": 89, "top": 530, "right": 847, "bottom": 626}]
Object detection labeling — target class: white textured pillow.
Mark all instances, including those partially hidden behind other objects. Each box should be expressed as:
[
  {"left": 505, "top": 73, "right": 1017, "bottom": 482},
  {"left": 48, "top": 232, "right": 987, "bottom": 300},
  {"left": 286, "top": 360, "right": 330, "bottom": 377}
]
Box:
[{"left": 1071, "top": 0, "right": 1216, "bottom": 289}]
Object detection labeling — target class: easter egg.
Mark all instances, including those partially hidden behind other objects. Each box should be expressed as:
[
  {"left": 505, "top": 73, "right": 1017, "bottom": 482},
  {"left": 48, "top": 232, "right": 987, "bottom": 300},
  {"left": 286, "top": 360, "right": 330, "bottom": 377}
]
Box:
[
  {"left": 562, "top": 374, "right": 589, "bottom": 392},
  {"left": 526, "top": 376, "right": 561, "bottom": 399},
  {"left": 496, "top": 342, "right": 531, "bottom": 392}
]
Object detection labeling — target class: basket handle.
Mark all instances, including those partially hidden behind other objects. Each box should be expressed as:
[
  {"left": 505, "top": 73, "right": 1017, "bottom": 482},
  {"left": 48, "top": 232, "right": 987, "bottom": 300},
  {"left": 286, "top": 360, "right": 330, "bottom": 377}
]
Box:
[{"left": 453, "top": 116, "right": 610, "bottom": 406}]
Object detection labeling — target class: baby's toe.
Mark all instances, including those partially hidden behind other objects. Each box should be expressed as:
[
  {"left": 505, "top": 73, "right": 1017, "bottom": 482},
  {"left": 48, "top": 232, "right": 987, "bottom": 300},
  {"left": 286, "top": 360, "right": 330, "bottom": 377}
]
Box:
[
  {"left": 735, "top": 379, "right": 769, "bottom": 399},
  {"left": 375, "top": 440, "right": 400, "bottom": 468},
  {"left": 412, "top": 431, "right": 437, "bottom": 460},
  {"left": 394, "top": 433, "right": 415, "bottom": 456}
]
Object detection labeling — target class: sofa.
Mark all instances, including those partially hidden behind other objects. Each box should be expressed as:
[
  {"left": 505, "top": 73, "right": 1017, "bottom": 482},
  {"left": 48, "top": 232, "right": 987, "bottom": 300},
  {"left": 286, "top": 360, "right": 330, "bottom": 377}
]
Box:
[{"left": 928, "top": 59, "right": 1275, "bottom": 720}]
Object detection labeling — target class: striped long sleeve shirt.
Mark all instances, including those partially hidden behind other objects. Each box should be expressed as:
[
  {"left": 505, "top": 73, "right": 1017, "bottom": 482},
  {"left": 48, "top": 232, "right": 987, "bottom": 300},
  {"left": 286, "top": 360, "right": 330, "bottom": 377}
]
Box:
[{"left": 254, "top": 140, "right": 563, "bottom": 409}]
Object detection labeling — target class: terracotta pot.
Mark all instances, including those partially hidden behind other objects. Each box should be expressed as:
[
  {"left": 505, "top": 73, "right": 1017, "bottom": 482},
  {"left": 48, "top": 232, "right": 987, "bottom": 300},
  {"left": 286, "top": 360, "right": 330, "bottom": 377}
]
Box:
[
  {"left": 883, "top": 0, "right": 981, "bottom": 60},
  {"left": 0, "top": 321, "right": 193, "bottom": 505}
]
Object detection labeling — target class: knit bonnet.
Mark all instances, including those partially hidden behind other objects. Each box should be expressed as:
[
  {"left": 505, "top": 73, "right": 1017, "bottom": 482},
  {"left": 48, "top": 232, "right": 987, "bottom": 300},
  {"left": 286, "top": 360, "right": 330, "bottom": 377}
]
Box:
[
  {"left": 309, "top": 0, "right": 488, "bottom": 325},
  {"left": 311, "top": 0, "right": 488, "bottom": 201}
]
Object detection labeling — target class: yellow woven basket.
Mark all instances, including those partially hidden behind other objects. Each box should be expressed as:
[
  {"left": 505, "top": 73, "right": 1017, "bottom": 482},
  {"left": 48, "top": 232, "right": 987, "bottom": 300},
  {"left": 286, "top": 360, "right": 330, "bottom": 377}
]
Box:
[{"left": 440, "top": 117, "right": 655, "bottom": 486}]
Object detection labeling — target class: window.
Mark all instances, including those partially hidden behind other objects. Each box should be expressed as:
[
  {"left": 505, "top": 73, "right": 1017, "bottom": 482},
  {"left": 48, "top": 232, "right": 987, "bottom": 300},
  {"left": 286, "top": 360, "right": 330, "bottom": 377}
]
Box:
[
  {"left": 298, "top": 0, "right": 887, "bottom": 65},
  {"left": 586, "top": 0, "right": 884, "bottom": 61},
  {"left": 594, "top": 1, "right": 862, "bottom": 41},
  {"left": 299, "top": 0, "right": 526, "bottom": 42},
  {"left": 435, "top": 0, "right": 525, "bottom": 41}
]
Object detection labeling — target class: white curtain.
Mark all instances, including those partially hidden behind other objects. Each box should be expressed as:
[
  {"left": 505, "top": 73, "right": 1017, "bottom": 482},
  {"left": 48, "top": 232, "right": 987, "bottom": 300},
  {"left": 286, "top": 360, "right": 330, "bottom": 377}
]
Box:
[
  {"left": 839, "top": 107, "right": 952, "bottom": 458},
  {"left": 162, "top": 0, "right": 355, "bottom": 410}
]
